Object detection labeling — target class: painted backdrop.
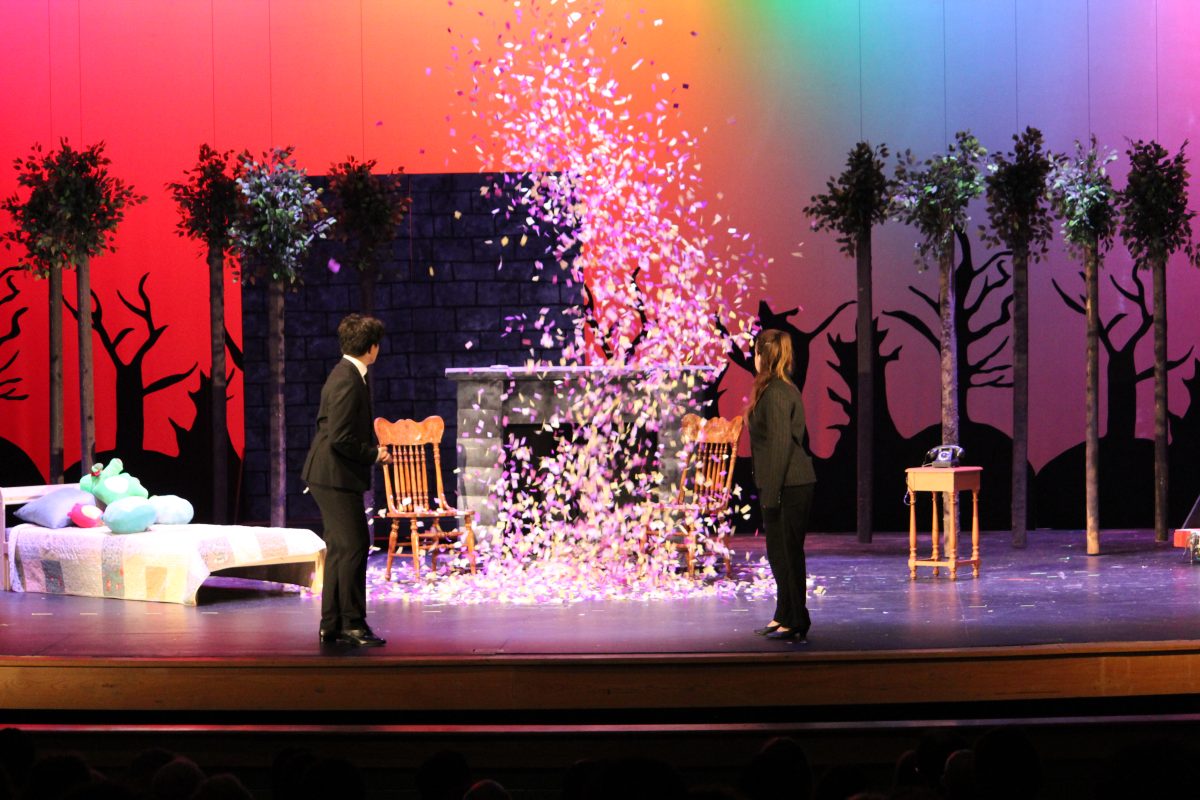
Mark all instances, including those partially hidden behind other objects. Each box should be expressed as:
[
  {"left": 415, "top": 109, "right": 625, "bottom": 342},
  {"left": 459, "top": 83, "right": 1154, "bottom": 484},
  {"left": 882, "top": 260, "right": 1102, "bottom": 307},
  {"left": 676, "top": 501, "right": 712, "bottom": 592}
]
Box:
[{"left": 1, "top": 1, "right": 1198, "bottom": 529}]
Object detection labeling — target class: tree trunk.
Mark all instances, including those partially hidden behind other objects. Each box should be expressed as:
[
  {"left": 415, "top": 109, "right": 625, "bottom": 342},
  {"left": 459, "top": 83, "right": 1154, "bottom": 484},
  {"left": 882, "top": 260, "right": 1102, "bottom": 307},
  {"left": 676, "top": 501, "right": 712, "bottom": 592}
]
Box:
[
  {"left": 1011, "top": 247, "right": 1029, "bottom": 548},
  {"left": 49, "top": 268, "right": 64, "bottom": 484},
  {"left": 939, "top": 237, "right": 959, "bottom": 447},
  {"left": 359, "top": 267, "right": 376, "bottom": 317},
  {"left": 209, "top": 244, "right": 228, "bottom": 524},
  {"left": 267, "top": 281, "right": 287, "bottom": 528},
  {"left": 855, "top": 232, "right": 874, "bottom": 544},
  {"left": 76, "top": 257, "right": 95, "bottom": 476},
  {"left": 1152, "top": 258, "right": 1169, "bottom": 542},
  {"left": 1084, "top": 242, "right": 1101, "bottom": 555},
  {"left": 939, "top": 236, "right": 959, "bottom": 535}
]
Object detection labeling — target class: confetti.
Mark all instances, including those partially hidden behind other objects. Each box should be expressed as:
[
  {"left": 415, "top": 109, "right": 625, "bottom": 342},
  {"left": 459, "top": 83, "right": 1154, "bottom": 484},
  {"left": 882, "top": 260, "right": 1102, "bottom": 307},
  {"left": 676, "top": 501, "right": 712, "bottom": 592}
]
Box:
[{"left": 401, "top": 0, "right": 774, "bottom": 604}]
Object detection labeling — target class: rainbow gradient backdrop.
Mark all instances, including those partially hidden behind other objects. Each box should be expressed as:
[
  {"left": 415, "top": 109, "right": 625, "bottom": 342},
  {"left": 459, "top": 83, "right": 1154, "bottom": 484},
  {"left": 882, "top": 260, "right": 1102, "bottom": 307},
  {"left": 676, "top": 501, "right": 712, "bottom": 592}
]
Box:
[{"left": 0, "top": 1, "right": 1197, "bottom": 479}]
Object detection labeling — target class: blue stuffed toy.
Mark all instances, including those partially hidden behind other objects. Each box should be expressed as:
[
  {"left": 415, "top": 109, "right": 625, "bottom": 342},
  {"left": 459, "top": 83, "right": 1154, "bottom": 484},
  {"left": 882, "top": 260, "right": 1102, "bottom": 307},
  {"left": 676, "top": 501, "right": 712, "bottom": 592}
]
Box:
[
  {"left": 103, "top": 497, "right": 158, "bottom": 534},
  {"left": 79, "top": 459, "right": 149, "bottom": 508}
]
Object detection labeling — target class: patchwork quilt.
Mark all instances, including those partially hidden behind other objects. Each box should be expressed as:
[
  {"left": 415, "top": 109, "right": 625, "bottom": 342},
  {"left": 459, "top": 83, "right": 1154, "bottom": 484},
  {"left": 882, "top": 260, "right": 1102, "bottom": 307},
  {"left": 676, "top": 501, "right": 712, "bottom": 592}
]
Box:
[{"left": 5, "top": 524, "right": 325, "bottom": 605}]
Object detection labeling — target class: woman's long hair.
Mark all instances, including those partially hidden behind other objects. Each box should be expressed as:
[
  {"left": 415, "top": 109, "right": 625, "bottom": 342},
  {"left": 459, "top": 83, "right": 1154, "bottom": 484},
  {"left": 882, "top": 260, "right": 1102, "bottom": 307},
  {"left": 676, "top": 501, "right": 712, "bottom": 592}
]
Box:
[{"left": 746, "top": 329, "right": 795, "bottom": 414}]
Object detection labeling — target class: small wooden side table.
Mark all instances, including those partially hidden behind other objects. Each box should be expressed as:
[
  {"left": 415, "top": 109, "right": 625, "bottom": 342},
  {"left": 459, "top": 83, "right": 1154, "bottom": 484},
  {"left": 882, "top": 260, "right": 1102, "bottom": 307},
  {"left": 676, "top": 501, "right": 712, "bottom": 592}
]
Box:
[{"left": 906, "top": 466, "right": 982, "bottom": 580}]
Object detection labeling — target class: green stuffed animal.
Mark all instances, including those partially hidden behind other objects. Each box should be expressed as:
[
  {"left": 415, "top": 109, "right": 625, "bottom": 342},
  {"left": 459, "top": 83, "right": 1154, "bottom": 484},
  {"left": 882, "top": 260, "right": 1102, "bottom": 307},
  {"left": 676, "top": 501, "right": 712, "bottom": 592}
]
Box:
[{"left": 79, "top": 458, "right": 149, "bottom": 508}]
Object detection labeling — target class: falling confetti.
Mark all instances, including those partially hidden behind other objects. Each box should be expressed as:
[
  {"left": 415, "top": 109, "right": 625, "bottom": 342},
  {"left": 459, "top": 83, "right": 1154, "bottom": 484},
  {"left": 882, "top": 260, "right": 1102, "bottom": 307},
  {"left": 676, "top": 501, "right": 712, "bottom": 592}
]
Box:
[{"left": 377, "top": 0, "right": 778, "bottom": 606}]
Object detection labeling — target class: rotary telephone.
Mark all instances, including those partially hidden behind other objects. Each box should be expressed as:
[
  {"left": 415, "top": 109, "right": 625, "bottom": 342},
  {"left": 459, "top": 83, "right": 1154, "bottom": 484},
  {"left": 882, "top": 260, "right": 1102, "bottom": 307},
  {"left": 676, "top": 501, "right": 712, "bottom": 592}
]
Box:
[{"left": 923, "top": 444, "right": 963, "bottom": 468}]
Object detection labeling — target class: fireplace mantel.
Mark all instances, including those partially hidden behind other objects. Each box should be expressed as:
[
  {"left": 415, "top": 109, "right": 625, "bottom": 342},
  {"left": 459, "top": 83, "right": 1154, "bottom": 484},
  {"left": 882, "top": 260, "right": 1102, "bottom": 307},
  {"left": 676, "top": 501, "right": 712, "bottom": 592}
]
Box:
[{"left": 446, "top": 364, "right": 720, "bottom": 527}]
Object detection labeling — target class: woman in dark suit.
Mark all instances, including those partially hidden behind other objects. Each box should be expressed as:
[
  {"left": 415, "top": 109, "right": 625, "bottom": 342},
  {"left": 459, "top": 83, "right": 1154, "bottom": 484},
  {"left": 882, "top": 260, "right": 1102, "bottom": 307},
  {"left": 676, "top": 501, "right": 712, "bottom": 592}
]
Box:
[
  {"left": 303, "top": 313, "right": 389, "bottom": 647},
  {"left": 747, "top": 328, "right": 817, "bottom": 641}
]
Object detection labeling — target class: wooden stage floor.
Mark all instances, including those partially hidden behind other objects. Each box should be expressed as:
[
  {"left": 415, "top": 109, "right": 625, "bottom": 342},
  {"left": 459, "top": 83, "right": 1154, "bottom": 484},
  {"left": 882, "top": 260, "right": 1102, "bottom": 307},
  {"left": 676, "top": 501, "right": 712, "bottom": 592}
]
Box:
[{"left": 3, "top": 530, "right": 1200, "bottom": 724}]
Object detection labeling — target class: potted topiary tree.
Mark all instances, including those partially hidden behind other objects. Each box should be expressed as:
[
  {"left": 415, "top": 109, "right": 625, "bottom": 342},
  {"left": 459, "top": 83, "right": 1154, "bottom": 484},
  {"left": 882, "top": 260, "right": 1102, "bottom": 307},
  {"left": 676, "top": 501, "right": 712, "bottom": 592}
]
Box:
[
  {"left": 803, "top": 142, "right": 893, "bottom": 544},
  {"left": 325, "top": 156, "right": 410, "bottom": 315},
  {"left": 1048, "top": 136, "right": 1119, "bottom": 555},
  {"left": 893, "top": 131, "right": 988, "bottom": 460},
  {"left": 230, "top": 147, "right": 334, "bottom": 527},
  {"left": 1117, "top": 139, "right": 1199, "bottom": 543},
  {"left": 982, "top": 127, "right": 1055, "bottom": 548},
  {"left": 169, "top": 144, "right": 242, "bottom": 523},
  {"left": 1, "top": 140, "right": 143, "bottom": 482}
]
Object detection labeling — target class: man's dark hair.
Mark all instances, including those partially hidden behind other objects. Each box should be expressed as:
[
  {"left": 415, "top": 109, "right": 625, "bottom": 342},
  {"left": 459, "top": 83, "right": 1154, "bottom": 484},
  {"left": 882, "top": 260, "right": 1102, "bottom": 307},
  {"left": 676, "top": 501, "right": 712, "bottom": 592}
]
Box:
[{"left": 338, "top": 314, "right": 385, "bottom": 357}]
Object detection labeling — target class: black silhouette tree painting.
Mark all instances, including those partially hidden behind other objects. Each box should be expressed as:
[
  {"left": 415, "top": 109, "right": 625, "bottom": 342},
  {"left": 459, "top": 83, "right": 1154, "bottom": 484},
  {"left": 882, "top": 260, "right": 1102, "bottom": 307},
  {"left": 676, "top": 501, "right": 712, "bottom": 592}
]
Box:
[
  {"left": 725, "top": 298, "right": 851, "bottom": 531},
  {"left": 1048, "top": 137, "right": 1119, "bottom": 553},
  {"left": 882, "top": 231, "right": 1016, "bottom": 530},
  {"left": 169, "top": 145, "right": 242, "bottom": 523},
  {"left": 2, "top": 140, "right": 143, "bottom": 481},
  {"left": 1116, "top": 139, "right": 1199, "bottom": 542},
  {"left": 1050, "top": 259, "right": 1193, "bottom": 530},
  {"left": 804, "top": 141, "right": 894, "bottom": 543},
  {"left": 983, "top": 127, "right": 1055, "bottom": 547},
  {"left": 822, "top": 318, "right": 916, "bottom": 532},
  {"left": 65, "top": 273, "right": 197, "bottom": 455},
  {"left": 884, "top": 230, "right": 1014, "bottom": 425},
  {"left": 0, "top": 266, "right": 28, "bottom": 403},
  {"left": 0, "top": 266, "right": 41, "bottom": 487},
  {"left": 733, "top": 299, "right": 853, "bottom": 393}
]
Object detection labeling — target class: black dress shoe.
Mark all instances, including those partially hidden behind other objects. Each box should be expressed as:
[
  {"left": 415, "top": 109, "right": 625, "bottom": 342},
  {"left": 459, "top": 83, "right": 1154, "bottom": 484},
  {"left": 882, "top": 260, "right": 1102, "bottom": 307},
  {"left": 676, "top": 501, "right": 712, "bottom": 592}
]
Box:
[
  {"left": 319, "top": 629, "right": 340, "bottom": 644},
  {"left": 337, "top": 627, "right": 386, "bottom": 647},
  {"left": 765, "top": 626, "right": 808, "bottom": 642},
  {"left": 753, "top": 623, "right": 782, "bottom": 636}
]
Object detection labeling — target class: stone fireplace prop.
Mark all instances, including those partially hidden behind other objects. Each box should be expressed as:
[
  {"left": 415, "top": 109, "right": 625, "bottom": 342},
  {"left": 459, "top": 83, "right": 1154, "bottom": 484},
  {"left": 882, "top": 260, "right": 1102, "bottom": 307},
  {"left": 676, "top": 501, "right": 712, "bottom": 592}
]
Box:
[{"left": 446, "top": 365, "right": 719, "bottom": 529}]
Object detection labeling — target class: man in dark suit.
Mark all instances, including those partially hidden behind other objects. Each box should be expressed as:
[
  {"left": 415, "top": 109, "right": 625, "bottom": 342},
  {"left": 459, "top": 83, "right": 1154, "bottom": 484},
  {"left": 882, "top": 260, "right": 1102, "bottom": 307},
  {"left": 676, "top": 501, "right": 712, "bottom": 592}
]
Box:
[{"left": 303, "top": 313, "right": 388, "bottom": 647}]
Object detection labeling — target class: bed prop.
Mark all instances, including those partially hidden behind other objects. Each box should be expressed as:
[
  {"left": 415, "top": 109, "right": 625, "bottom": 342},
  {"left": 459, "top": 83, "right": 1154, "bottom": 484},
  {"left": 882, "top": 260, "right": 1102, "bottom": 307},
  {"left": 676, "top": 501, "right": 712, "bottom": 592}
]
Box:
[{"left": 3, "top": 483, "right": 325, "bottom": 604}]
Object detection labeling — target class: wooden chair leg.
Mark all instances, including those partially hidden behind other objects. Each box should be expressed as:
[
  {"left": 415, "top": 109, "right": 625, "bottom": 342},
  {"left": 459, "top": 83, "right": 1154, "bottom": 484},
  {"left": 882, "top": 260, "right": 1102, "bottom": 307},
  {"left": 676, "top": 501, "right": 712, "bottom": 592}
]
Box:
[
  {"left": 386, "top": 519, "right": 400, "bottom": 581},
  {"left": 409, "top": 520, "right": 421, "bottom": 580},
  {"left": 465, "top": 519, "right": 476, "bottom": 575}
]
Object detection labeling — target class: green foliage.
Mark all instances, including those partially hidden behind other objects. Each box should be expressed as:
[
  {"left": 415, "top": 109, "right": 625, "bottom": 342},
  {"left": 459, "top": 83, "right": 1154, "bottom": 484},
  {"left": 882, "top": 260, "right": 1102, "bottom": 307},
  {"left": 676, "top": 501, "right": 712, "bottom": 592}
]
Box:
[
  {"left": 326, "top": 157, "right": 411, "bottom": 275},
  {"left": 230, "top": 147, "right": 335, "bottom": 285},
  {"left": 1047, "top": 135, "right": 1118, "bottom": 256},
  {"left": 982, "top": 127, "right": 1055, "bottom": 260},
  {"left": 1117, "top": 139, "right": 1199, "bottom": 269},
  {"left": 168, "top": 144, "right": 241, "bottom": 252},
  {"left": 803, "top": 142, "right": 893, "bottom": 258},
  {"left": 892, "top": 130, "right": 987, "bottom": 269},
  {"left": 1, "top": 139, "right": 144, "bottom": 278}
]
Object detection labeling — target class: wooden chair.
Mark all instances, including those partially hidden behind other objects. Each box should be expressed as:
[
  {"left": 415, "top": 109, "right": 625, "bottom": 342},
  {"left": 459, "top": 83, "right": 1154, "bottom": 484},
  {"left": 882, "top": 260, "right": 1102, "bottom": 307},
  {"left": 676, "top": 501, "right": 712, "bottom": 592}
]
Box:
[
  {"left": 374, "top": 416, "right": 476, "bottom": 580},
  {"left": 643, "top": 413, "right": 743, "bottom": 577}
]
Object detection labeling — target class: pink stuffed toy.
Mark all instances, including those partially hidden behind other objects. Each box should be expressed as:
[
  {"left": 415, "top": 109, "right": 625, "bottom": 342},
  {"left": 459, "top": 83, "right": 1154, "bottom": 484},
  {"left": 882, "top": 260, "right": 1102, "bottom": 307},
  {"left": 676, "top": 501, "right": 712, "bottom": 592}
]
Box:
[{"left": 68, "top": 502, "right": 104, "bottom": 528}]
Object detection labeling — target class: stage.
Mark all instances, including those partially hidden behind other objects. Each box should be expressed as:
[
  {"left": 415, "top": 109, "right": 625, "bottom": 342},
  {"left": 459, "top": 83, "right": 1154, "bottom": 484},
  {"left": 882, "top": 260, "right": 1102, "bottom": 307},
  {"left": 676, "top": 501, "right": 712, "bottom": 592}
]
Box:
[{"left": 3, "top": 529, "right": 1200, "bottom": 726}]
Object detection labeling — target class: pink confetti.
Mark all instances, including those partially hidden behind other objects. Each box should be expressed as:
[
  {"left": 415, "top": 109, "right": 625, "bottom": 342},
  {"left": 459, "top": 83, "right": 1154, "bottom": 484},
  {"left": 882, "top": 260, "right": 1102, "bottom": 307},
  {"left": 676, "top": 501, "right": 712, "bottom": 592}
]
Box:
[{"left": 405, "top": 0, "right": 770, "bottom": 604}]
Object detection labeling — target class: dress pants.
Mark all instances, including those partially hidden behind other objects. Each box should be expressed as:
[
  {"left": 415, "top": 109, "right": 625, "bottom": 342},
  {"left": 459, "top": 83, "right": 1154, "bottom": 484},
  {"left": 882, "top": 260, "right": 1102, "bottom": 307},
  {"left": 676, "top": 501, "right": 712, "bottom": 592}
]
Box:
[
  {"left": 763, "top": 483, "right": 815, "bottom": 633},
  {"left": 308, "top": 483, "right": 370, "bottom": 631}
]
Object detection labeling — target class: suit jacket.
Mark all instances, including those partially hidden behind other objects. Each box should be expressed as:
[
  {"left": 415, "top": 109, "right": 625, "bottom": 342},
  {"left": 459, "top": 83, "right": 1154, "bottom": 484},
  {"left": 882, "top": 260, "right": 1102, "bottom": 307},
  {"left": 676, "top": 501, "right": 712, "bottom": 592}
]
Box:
[
  {"left": 302, "top": 358, "right": 378, "bottom": 493},
  {"left": 748, "top": 378, "right": 816, "bottom": 509}
]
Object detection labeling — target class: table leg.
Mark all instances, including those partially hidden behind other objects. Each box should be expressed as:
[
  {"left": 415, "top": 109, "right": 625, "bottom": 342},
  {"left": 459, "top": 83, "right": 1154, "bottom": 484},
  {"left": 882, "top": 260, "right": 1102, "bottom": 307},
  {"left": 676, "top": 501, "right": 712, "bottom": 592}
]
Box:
[
  {"left": 908, "top": 488, "right": 917, "bottom": 580},
  {"left": 948, "top": 489, "right": 958, "bottom": 580},
  {"left": 972, "top": 488, "right": 981, "bottom": 577},
  {"left": 931, "top": 492, "right": 940, "bottom": 577}
]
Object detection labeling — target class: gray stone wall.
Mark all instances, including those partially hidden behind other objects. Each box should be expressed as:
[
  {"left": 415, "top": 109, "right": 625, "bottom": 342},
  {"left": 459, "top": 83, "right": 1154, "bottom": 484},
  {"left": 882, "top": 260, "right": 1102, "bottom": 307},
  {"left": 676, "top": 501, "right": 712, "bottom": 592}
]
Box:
[{"left": 241, "top": 173, "right": 579, "bottom": 524}]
